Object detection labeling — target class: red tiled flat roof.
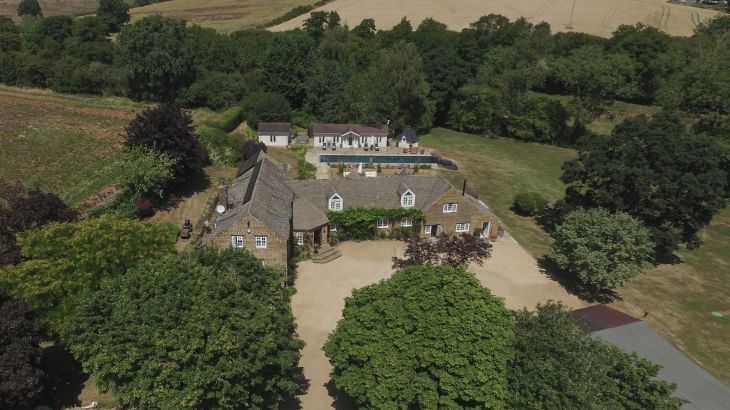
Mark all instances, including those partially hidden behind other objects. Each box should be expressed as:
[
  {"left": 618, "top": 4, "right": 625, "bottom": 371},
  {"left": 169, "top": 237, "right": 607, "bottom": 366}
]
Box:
[{"left": 570, "top": 305, "right": 640, "bottom": 332}]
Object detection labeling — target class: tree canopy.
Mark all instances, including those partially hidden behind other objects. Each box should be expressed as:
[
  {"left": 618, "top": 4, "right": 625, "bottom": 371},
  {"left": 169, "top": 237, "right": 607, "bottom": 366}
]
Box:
[
  {"left": 561, "top": 112, "right": 727, "bottom": 254},
  {"left": 67, "top": 249, "right": 303, "bottom": 410},
  {"left": 17, "top": 0, "right": 42, "bottom": 17},
  {"left": 125, "top": 103, "right": 208, "bottom": 183},
  {"left": 0, "top": 180, "right": 77, "bottom": 266},
  {"left": 116, "top": 16, "right": 194, "bottom": 101},
  {"left": 0, "top": 215, "right": 178, "bottom": 333},
  {"left": 324, "top": 264, "right": 513, "bottom": 409},
  {"left": 550, "top": 208, "right": 654, "bottom": 291},
  {"left": 96, "top": 0, "right": 130, "bottom": 33},
  {"left": 0, "top": 290, "right": 44, "bottom": 408},
  {"left": 508, "top": 302, "right": 684, "bottom": 409}
]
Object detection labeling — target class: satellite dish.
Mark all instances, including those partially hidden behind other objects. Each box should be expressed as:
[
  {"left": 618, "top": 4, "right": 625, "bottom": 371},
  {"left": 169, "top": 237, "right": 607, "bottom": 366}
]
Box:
[{"left": 216, "top": 204, "right": 226, "bottom": 214}]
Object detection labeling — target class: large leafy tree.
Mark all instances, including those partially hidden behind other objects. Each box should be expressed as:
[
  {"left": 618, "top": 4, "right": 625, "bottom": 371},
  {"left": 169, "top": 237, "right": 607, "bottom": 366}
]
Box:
[
  {"left": 0, "top": 215, "right": 177, "bottom": 333},
  {"left": 117, "top": 16, "right": 194, "bottom": 101},
  {"left": 125, "top": 103, "right": 208, "bottom": 183},
  {"left": 260, "top": 30, "right": 315, "bottom": 109},
  {"left": 97, "top": 0, "right": 130, "bottom": 33},
  {"left": 0, "top": 181, "right": 77, "bottom": 266},
  {"left": 550, "top": 208, "right": 654, "bottom": 291},
  {"left": 562, "top": 112, "right": 727, "bottom": 254},
  {"left": 67, "top": 249, "right": 303, "bottom": 410},
  {"left": 346, "top": 41, "right": 434, "bottom": 130},
  {"left": 17, "top": 0, "right": 42, "bottom": 17},
  {"left": 0, "top": 290, "right": 45, "bottom": 408},
  {"left": 324, "top": 264, "right": 514, "bottom": 409},
  {"left": 509, "top": 302, "right": 684, "bottom": 409}
]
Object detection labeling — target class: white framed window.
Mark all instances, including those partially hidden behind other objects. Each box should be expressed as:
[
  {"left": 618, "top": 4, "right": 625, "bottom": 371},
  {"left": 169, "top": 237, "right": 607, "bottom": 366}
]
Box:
[
  {"left": 329, "top": 194, "right": 343, "bottom": 211},
  {"left": 401, "top": 191, "right": 415, "bottom": 207},
  {"left": 377, "top": 218, "right": 389, "bottom": 229},
  {"left": 230, "top": 235, "right": 244, "bottom": 248},
  {"left": 295, "top": 232, "right": 304, "bottom": 245},
  {"left": 329, "top": 224, "right": 337, "bottom": 232},
  {"left": 401, "top": 217, "right": 413, "bottom": 227},
  {"left": 424, "top": 225, "right": 432, "bottom": 235},
  {"left": 455, "top": 223, "right": 470, "bottom": 233},
  {"left": 255, "top": 236, "right": 268, "bottom": 249},
  {"left": 443, "top": 203, "right": 458, "bottom": 213}
]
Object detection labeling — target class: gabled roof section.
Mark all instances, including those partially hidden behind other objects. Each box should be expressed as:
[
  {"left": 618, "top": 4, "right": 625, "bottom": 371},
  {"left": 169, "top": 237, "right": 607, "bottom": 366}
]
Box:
[
  {"left": 313, "top": 123, "right": 389, "bottom": 135},
  {"left": 285, "top": 175, "right": 452, "bottom": 213},
  {"left": 397, "top": 127, "right": 418, "bottom": 143},
  {"left": 293, "top": 197, "right": 329, "bottom": 230},
  {"left": 215, "top": 152, "right": 293, "bottom": 239},
  {"left": 397, "top": 182, "right": 412, "bottom": 196},
  {"left": 258, "top": 122, "right": 291, "bottom": 134}
]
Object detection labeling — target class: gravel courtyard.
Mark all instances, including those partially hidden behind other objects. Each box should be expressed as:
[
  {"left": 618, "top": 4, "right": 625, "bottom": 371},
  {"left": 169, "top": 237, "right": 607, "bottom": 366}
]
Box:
[{"left": 289, "top": 238, "right": 584, "bottom": 409}]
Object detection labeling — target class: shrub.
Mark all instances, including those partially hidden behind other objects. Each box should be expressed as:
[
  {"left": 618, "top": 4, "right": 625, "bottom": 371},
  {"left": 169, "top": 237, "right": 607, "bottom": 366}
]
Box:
[
  {"left": 550, "top": 208, "right": 654, "bottom": 291},
  {"left": 125, "top": 103, "right": 208, "bottom": 183},
  {"left": 325, "top": 264, "right": 514, "bottom": 409},
  {"left": 512, "top": 192, "right": 548, "bottom": 216},
  {"left": 327, "top": 208, "right": 425, "bottom": 240},
  {"left": 68, "top": 249, "right": 303, "bottom": 409},
  {"left": 120, "top": 146, "right": 176, "bottom": 200}
]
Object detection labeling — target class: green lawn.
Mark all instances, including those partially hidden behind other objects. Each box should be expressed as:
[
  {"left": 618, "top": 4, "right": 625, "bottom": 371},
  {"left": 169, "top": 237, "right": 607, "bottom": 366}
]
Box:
[
  {"left": 421, "top": 128, "right": 576, "bottom": 257},
  {"left": 422, "top": 127, "right": 730, "bottom": 383}
]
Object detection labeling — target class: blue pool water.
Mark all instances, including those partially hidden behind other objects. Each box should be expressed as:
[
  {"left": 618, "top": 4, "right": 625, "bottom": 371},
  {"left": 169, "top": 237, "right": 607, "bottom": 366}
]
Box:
[{"left": 320, "top": 154, "right": 437, "bottom": 164}]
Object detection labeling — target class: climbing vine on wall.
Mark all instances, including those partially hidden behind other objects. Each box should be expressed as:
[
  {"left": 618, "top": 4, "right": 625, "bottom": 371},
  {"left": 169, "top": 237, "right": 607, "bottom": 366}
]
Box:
[{"left": 327, "top": 208, "right": 425, "bottom": 240}]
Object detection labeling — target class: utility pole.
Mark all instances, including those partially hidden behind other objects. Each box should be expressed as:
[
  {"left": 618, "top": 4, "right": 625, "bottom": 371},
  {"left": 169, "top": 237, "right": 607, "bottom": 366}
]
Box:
[{"left": 567, "top": 0, "right": 577, "bottom": 29}]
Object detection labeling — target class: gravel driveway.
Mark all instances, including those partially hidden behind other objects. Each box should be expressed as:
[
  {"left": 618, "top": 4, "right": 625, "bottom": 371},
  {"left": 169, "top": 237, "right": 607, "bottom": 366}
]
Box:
[{"left": 288, "top": 238, "right": 583, "bottom": 409}]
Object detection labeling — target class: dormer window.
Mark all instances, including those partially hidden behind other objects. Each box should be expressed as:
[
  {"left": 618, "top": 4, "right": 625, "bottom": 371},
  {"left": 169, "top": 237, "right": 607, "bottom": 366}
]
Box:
[
  {"left": 329, "top": 194, "right": 343, "bottom": 211},
  {"left": 401, "top": 190, "right": 415, "bottom": 207}
]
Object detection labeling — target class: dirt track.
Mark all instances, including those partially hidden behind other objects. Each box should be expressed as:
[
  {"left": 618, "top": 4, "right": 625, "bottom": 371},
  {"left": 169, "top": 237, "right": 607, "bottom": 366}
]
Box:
[
  {"left": 271, "top": 0, "right": 720, "bottom": 37},
  {"left": 290, "top": 238, "right": 583, "bottom": 409}
]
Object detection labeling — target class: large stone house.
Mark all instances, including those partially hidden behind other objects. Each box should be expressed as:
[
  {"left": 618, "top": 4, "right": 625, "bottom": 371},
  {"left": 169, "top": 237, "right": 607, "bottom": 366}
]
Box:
[
  {"left": 207, "top": 151, "right": 500, "bottom": 268},
  {"left": 257, "top": 122, "right": 291, "bottom": 146},
  {"left": 313, "top": 123, "right": 389, "bottom": 149}
]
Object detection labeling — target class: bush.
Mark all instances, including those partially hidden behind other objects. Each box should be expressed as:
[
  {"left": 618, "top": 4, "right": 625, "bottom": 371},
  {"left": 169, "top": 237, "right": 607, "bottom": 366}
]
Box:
[
  {"left": 68, "top": 249, "right": 303, "bottom": 409},
  {"left": 120, "top": 146, "right": 176, "bottom": 200},
  {"left": 325, "top": 264, "right": 514, "bottom": 409},
  {"left": 512, "top": 192, "right": 548, "bottom": 216},
  {"left": 125, "top": 103, "right": 208, "bottom": 183},
  {"left": 327, "top": 208, "right": 425, "bottom": 240},
  {"left": 550, "top": 208, "right": 654, "bottom": 291},
  {"left": 196, "top": 126, "right": 243, "bottom": 166}
]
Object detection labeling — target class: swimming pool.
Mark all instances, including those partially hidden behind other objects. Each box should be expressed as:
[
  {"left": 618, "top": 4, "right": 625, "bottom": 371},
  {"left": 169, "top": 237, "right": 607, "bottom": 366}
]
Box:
[{"left": 320, "top": 154, "right": 437, "bottom": 164}]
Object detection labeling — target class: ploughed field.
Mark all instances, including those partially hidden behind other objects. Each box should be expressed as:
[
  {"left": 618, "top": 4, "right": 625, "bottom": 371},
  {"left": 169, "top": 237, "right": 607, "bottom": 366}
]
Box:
[
  {"left": 0, "top": 0, "right": 98, "bottom": 18},
  {"left": 271, "top": 0, "right": 721, "bottom": 37},
  {"left": 129, "top": 0, "right": 315, "bottom": 32}
]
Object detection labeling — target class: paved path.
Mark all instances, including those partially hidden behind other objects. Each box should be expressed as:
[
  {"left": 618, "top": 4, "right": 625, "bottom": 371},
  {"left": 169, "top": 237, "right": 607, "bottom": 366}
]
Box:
[{"left": 289, "top": 238, "right": 583, "bottom": 409}]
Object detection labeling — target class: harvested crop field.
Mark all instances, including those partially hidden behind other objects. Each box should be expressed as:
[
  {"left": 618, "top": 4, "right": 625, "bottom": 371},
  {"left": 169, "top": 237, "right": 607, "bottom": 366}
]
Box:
[
  {"left": 0, "top": 86, "right": 145, "bottom": 206},
  {"left": 130, "top": 0, "right": 314, "bottom": 33},
  {"left": 271, "top": 0, "right": 721, "bottom": 37},
  {"left": 0, "top": 0, "right": 98, "bottom": 18}
]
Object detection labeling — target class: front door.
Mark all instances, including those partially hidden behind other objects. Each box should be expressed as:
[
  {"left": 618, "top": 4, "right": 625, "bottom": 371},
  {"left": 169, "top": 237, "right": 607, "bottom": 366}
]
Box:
[
  {"left": 481, "top": 221, "right": 491, "bottom": 238},
  {"left": 348, "top": 136, "right": 353, "bottom": 147},
  {"left": 431, "top": 225, "right": 442, "bottom": 236},
  {"left": 314, "top": 229, "right": 321, "bottom": 246}
]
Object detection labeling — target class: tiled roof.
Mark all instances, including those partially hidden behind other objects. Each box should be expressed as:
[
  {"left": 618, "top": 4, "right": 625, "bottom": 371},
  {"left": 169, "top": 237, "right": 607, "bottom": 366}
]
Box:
[
  {"left": 312, "top": 123, "right": 388, "bottom": 135},
  {"left": 397, "top": 127, "right": 418, "bottom": 143},
  {"left": 292, "top": 197, "right": 328, "bottom": 230},
  {"left": 257, "top": 122, "right": 291, "bottom": 134},
  {"left": 214, "top": 152, "right": 293, "bottom": 238},
  {"left": 285, "top": 175, "right": 452, "bottom": 212}
]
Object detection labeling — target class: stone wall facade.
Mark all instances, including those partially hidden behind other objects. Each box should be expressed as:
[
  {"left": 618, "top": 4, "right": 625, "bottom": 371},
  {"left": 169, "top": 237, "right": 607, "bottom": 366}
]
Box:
[
  {"left": 209, "top": 214, "right": 290, "bottom": 271},
  {"left": 423, "top": 188, "right": 499, "bottom": 239}
]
